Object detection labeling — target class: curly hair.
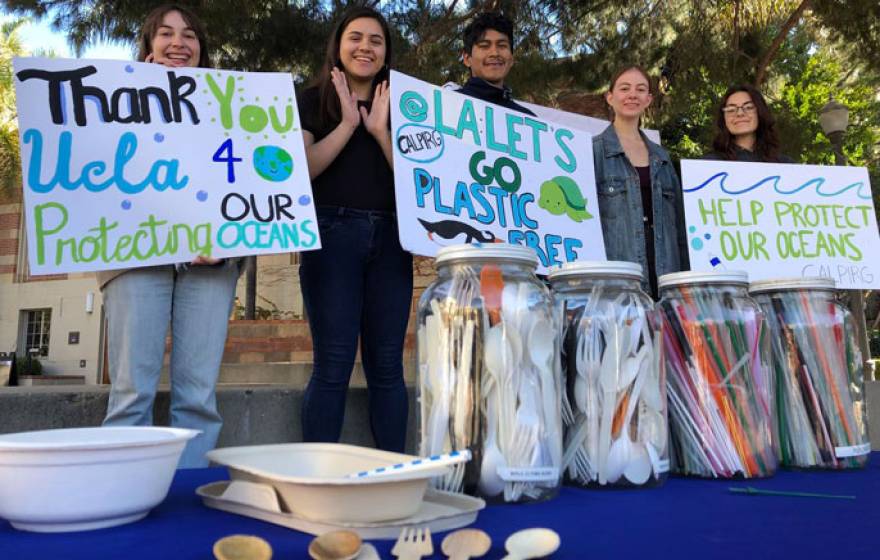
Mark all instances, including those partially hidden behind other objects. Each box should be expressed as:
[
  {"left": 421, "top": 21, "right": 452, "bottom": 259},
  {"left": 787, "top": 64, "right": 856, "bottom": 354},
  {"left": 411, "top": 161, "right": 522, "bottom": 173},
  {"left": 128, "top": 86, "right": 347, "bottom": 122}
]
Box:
[{"left": 711, "top": 84, "right": 782, "bottom": 162}]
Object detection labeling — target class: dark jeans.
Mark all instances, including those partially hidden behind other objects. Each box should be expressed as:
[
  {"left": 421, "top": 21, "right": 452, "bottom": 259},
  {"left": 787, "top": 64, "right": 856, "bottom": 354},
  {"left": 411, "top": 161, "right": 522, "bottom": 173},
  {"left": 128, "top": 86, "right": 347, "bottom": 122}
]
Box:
[{"left": 299, "top": 206, "right": 413, "bottom": 452}]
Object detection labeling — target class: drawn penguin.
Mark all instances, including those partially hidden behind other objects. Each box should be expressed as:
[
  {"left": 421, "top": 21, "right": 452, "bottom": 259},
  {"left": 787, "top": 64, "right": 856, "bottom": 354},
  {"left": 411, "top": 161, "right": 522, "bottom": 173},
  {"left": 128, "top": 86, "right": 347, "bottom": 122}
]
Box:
[{"left": 417, "top": 218, "right": 498, "bottom": 244}]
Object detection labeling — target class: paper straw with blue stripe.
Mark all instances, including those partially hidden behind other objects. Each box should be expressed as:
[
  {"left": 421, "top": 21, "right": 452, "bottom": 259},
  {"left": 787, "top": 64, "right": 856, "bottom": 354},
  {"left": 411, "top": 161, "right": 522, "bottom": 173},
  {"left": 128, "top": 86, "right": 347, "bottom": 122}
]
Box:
[{"left": 347, "top": 450, "right": 472, "bottom": 479}]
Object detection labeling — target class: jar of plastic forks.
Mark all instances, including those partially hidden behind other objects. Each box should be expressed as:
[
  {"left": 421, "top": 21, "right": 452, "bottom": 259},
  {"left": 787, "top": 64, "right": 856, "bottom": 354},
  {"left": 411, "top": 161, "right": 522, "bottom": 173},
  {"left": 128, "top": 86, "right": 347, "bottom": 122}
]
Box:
[
  {"left": 416, "top": 243, "right": 562, "bottom": 503},
  {"left": 658, "top": 271, "right": 776, "bottom": 478},
  {"left": 750, "top": 277, "right": 869, "bottom": 469},
  {"left": 548, "top": 261, "right": 667, "bottom": 488}
]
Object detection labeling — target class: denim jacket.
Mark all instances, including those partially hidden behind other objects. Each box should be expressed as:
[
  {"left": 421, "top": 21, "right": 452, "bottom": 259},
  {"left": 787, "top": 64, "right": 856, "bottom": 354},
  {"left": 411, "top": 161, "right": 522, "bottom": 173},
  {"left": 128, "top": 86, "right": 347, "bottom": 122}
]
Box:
[{"left": 593, "top": 125, "right": 689, "bottom": 291}]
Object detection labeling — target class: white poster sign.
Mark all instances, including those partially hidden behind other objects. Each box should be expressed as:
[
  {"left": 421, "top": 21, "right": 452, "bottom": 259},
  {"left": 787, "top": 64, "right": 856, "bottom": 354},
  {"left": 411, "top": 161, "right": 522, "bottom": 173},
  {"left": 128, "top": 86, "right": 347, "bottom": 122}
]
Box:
[
  {"left": 392, "top": 71, "right": 605, "bottom": 272},
  {"left": 681, "top": 159, "right": 880, "bottom": 289},
  {"left": 13, "top": 57, "right": 319, "bottom": 274},
  {"left": 521, "top": 101, "right": 662, "bottom": 145}
]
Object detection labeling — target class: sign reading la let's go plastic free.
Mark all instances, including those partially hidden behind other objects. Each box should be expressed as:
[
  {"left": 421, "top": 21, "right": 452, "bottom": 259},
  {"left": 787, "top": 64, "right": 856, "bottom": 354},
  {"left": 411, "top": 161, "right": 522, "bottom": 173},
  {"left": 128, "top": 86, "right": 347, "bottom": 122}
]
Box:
[
  {"left": 13, "top": 57, "right": 320, "bottom": 274},
  {"left": 390, "top": 71, "right": 605, "bottom": 273},
  {"left": 681, "top": 159, "right": 880, "bottom": 289}
]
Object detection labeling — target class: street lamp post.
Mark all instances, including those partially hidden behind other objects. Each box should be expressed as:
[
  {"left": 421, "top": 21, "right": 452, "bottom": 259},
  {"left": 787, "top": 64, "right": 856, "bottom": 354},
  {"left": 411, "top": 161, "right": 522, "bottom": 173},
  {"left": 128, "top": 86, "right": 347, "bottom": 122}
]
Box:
[{"left": 819, "top": 97, "right": 874, "bottom": 380}]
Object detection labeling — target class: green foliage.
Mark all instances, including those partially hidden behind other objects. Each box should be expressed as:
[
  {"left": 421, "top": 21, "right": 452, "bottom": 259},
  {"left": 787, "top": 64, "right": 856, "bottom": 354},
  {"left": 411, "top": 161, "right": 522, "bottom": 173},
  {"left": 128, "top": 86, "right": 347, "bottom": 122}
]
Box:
[
  {"left": 0, "top": 18, "right": 25, "bottom": 201},
  {"left": 1, "top": 0, "right": 878, "bottom": 199}
]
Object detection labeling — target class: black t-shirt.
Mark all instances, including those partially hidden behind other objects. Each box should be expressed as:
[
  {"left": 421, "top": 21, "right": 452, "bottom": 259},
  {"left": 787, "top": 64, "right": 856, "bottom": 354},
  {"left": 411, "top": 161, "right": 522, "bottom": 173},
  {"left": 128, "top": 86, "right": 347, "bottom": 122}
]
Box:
[
  {"left": 635, "top": 165, "right": 657, "bottom": 296},
  {"left": 298, "top": 86, "right": 395, "bottom": 212}
]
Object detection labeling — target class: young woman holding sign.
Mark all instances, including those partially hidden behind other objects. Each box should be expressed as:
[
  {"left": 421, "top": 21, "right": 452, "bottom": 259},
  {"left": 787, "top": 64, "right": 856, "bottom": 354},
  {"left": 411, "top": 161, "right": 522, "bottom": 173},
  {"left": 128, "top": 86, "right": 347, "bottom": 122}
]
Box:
[
  {"left": 99, "top": 4, "right": 241, "bottom": 468},
  {"left": 297, "top": 7, "right": 411, "bottom": 452},
  {"left": 704, "top": 84, "right": 794, "bottom": 163},
  {"left": 593, "top": 66, "right": 689, "bottom": 296}
]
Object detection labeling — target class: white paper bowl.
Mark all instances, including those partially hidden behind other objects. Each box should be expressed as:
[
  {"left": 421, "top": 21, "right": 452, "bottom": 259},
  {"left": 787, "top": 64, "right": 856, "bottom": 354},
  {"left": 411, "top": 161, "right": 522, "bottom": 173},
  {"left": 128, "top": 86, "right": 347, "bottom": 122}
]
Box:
[
  {"left": 0, "top": 426, "right": 198, "bottom": 532},
  {"left": 206, "top": 443, "right": 452, "bottom": 523}
]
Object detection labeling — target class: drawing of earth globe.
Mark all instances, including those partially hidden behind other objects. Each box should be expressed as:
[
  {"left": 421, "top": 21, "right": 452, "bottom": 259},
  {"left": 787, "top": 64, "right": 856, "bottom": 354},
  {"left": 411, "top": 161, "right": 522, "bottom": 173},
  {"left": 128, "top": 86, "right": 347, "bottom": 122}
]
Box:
[{"left": 253, "top": 146, "right": 293, "bottom": 182}]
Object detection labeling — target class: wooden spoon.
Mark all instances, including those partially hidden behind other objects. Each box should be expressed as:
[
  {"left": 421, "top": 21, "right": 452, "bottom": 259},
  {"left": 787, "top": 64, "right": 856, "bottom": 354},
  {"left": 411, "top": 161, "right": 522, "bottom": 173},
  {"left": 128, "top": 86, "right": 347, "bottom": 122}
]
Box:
[
  {"left": 503, "top": 528, "right": 560, "bottom": 559},
  {"left": 441, "top": 528, "right": 492, "bottom": 559},
  {"left": 308, "top": 530, "right": 363, "bottom": 560},
  {"left": 213, "top": 534, "right": 273, "bottom": 560}
]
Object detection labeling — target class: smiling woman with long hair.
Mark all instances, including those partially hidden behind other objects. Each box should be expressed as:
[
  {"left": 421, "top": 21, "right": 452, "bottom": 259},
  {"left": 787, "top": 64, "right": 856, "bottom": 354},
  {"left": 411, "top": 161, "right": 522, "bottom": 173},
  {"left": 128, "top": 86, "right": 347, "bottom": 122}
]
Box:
[
  {"left": 296, "top": 7, "right": 411, "bottom": 452},
  {"left": 593, "top": 65, "right": 689, "bottom": 296},
  {"left": 99, "top": 4, "right": 242, "bottom": 468},
  {"left": 704, "top": 84, "right": 794, "bottom": 163}
]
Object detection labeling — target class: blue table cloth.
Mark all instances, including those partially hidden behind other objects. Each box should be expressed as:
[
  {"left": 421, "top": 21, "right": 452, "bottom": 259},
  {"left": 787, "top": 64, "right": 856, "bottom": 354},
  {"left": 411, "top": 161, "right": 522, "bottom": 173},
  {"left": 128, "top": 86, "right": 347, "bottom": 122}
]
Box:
[{"left": 2, "top": 453, "right": 878, "bottom": 559}]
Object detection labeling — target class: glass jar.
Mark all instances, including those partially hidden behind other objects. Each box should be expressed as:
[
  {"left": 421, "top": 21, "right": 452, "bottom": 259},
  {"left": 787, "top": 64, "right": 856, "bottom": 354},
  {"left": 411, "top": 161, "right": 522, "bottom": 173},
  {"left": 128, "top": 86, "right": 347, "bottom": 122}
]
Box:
[
  {"left": 549, "top": 261, "right": 667, "bottom": 488},
  {"left": 658, "top": 271, "right": 777, "bottom": 478},
  {"left": 416, "top": 244, "right": 562, "bottom": 503},
  {"left": 750, "top": 278, "right": 870, "bottom": 469}
]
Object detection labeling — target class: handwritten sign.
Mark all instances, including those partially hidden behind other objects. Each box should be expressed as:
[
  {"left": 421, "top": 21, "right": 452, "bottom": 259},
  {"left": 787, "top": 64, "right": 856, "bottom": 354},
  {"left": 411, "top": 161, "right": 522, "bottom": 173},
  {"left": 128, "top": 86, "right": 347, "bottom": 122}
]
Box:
[
  {"left": 520, "top": 101, "right": 662, "bottom": 144},
  {"left": 681, "top": 159, "right": 880, "bottom": 289},
  {"left": 391, "top": 71, "right": 605, "bottom": 272},
  {"left": 13, "top": 57, "right": 319, "bottom": 274}
]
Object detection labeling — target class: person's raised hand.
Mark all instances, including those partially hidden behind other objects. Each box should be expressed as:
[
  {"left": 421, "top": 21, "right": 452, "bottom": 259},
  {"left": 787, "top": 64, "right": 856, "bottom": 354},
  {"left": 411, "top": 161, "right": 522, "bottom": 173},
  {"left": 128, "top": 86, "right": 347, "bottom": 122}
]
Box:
[
  {"left": 360, "top": 80, "right": 390, "bottom": 140},
  {"left": 331, "top": 67, "right": 361, "bottom": 131}
]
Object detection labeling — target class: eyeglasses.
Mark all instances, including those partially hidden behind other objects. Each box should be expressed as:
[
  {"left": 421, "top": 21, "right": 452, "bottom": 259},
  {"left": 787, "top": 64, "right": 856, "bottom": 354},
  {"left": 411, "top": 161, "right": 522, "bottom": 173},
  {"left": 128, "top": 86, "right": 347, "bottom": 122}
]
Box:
[{"left": 722, "top": 102, "right": 756, "bottom": 116}]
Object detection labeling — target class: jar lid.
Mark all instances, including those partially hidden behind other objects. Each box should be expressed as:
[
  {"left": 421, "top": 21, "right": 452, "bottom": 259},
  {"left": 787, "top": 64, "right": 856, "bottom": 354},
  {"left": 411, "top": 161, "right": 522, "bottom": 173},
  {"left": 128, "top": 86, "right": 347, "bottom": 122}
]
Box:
[
  {"left": 435, "top": 243, "right": 539, "bottom": 267},
  {"left": 547, "top": 260, "right": 643, "bottom": 282},
  {"left": 657, "top": 270, "right": 749, "bottom": 289},
  {"left": 749, "top": 277, "right": 836, "bottom": 294}
]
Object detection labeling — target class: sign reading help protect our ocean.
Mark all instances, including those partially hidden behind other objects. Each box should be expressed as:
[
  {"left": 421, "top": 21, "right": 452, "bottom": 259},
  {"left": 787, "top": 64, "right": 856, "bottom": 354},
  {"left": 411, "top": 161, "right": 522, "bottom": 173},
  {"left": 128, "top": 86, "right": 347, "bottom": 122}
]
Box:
[
  {"left": 13, "top": 57, "right": 319, "bottom": 274},
  {"left": 681, "top": 159, "right": 880, "bottom": 289},
  {"left": 390, "top": 71, "right": 605, "bottom": 272}
]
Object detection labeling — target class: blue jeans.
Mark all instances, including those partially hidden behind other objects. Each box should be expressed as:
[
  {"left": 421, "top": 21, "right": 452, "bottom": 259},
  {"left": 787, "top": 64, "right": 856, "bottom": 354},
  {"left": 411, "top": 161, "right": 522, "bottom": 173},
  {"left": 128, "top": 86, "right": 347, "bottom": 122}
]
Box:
[
  {"left": 102, "top": 262, "right": 239, "bottom": 467},
  {"left": 299, "top": 207, "right": 413, "bottom": 452}
]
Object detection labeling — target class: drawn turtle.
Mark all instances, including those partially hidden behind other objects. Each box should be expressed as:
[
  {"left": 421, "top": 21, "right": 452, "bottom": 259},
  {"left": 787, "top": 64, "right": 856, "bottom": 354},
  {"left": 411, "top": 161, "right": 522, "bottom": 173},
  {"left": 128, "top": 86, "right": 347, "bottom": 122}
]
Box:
[{"left": 538, "top": 176, "right": 593, "bottom": 223}]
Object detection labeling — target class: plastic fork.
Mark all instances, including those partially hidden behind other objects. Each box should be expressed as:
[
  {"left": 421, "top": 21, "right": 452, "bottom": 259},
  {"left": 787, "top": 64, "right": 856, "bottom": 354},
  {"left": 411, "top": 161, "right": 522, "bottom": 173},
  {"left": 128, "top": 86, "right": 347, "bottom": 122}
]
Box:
[{"left": 392, "top": 527, "right": 434, "bottom": 560}]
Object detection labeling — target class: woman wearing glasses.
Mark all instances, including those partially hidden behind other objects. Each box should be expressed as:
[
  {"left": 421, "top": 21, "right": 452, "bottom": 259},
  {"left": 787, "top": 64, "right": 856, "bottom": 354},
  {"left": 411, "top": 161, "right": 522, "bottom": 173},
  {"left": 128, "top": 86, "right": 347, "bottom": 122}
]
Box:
[{"left": 704, "top": 84, "right": 794, "bottom": 163}]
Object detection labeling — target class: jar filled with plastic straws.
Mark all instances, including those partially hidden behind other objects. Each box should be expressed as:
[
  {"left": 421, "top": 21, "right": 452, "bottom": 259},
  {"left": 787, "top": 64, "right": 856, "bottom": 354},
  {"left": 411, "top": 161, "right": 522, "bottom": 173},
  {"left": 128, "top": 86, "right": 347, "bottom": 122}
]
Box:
[
  {"left": 416, "top": 244, "right": 562, "bottom": 503},
  {"left": 549, "top": 261, "right": 667, "bottom": 488},
  {"left": 750, "top": 277, "right": 869, "bottom": 469},
  {"left": 658, "top": 271, "right": 776, "bottom": 478}
]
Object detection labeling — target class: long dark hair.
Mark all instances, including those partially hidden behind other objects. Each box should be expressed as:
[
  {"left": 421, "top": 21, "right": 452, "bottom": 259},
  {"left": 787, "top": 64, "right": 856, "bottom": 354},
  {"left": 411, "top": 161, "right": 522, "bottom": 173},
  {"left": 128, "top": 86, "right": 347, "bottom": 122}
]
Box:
[
  {"left": 137, "top": 4, "right": 211, "bottom": 68},
  {"left": 312, "top": 7, "right": 392, "bottom": 128},
  {"left": 711, "top": 84, "right": 781, "bottom": 161}
]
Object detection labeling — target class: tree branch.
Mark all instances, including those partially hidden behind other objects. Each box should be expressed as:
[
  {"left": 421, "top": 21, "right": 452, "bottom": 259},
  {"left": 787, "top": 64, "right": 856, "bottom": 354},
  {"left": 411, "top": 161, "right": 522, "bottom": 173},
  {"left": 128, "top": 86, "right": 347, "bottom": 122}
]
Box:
[{"left": 754, "top": 0, "right": 811, "bottom": 86}]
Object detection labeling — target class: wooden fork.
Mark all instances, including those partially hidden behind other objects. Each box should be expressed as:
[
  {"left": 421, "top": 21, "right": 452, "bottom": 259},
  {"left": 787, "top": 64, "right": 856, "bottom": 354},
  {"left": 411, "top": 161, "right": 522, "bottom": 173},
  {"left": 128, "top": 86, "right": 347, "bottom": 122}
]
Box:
[{"left": 391, "top": 526, "right": 433, "bottom": 560}]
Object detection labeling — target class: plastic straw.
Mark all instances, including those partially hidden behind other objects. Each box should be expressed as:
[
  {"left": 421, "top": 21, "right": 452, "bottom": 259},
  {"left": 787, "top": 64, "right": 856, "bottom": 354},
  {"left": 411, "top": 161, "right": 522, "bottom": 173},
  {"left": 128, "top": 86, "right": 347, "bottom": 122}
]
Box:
[
  {"left": 758, "top": 290, "right": 868, "bottom": 469},
  {"left": 661, "top": 286, "right": 776, "bottom": 478}
]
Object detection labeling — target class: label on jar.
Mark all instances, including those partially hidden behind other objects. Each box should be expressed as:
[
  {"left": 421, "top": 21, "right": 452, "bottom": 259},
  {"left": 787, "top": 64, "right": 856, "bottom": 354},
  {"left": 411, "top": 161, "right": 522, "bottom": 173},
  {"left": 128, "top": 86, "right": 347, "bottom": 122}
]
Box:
[
  {"left": 835, "top": 443, "right": 871, "bottom": 458},
  {"left": 497, "top": 467, "right": 559, "bottom": 482}
]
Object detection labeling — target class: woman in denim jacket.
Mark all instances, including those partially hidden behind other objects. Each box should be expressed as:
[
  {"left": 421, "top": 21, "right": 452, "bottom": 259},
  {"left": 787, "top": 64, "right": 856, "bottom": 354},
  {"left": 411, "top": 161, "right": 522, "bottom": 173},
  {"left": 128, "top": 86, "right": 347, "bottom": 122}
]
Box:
[{"left": 593, "top": 66, "right": 689, "bottom": 295}]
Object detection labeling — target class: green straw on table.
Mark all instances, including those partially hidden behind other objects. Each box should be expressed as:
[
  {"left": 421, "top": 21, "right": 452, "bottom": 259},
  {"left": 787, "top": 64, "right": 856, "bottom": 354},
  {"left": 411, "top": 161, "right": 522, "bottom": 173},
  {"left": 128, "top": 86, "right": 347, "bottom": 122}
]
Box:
[{"left": 728, "top": 487, "right": 855, "bottom": 500}]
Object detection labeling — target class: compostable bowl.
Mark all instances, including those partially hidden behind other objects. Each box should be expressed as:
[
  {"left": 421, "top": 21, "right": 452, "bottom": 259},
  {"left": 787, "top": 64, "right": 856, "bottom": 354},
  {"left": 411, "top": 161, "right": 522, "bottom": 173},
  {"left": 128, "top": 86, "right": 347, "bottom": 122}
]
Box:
[
  {"left": 206, "top": 443, "right": 451, "bottom": 523},
  {"left": 0, "top": 426, "right": 198, "bottom": 532}
]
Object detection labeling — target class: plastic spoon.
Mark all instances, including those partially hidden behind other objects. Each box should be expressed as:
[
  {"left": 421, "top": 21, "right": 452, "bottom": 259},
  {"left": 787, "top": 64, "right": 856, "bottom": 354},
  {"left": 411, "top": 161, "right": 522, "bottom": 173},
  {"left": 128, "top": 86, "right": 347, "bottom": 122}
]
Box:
[
  {"left": 478, "top": 390, "right": 506, "bottom": 497},
  {"left": 606, "top": 352, "right": 650, "bottom": 484},
  {"left": 308, "top": 531, "right": 362, "bottom": 560},
  {"left": 441, "top": 528, "right": 491, "bottom": 559},
  {"left": 502, "top": 528, "right": 561, "bottom": 560}
]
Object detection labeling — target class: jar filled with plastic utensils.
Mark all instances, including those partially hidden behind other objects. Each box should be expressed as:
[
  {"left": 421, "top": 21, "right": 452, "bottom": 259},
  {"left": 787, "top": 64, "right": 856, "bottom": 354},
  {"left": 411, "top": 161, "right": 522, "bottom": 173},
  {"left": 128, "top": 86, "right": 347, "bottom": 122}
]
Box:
[
  {"left": 549, "top": 261, "right": 667, "bottom": 488},
  {"left": 658, "top": 271, "right": 777, "bottom": 478},
  {"left": 416, "top": 244, "right": 562, "bottom": 503},
  {"left": 750, "top": 277, "right": 870, "bottom": 469}
]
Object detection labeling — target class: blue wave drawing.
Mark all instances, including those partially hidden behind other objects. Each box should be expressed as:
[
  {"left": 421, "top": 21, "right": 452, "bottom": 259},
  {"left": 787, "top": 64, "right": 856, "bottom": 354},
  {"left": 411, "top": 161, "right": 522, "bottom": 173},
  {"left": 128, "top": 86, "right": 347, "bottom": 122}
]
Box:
[{"left": 684, "top": 172, "right": 870, "bottom": 200}]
